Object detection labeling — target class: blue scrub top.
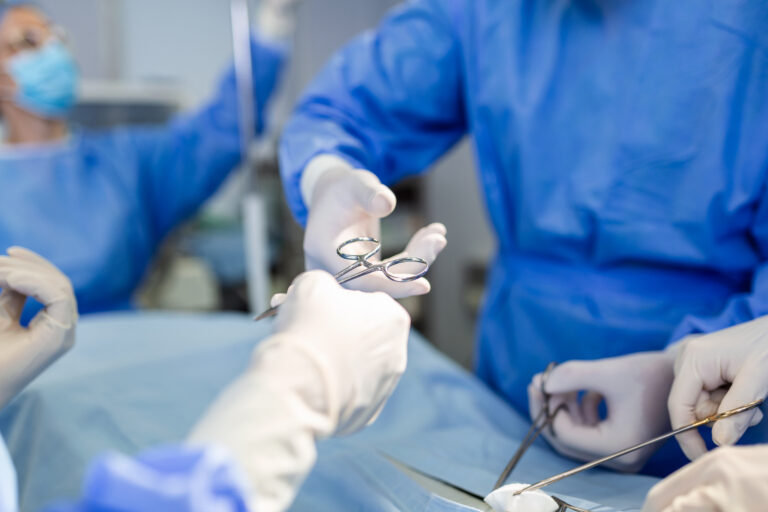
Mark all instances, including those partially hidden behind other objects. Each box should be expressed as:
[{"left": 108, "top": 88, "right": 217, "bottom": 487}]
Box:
[
  {"left": 0, "top": 38, "right": 285, "bottom": 319},
  {"left": 279, "top": 0, "right": 768, "bottom": 473}
]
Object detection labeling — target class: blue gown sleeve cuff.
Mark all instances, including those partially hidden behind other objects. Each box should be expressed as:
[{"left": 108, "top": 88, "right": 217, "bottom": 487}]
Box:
[
  {"left": 668, "top": 291, "right": 767, "bottom": 344},
  {"left": 278, "top": 146, "right": 366, "bottom": 226},
  {"left": 46, "top": 445, "right": 252, "bottom": 512}
]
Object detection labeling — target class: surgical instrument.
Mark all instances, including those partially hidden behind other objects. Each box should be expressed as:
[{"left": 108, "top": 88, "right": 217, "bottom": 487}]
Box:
[
  {"left": 552, "top": 496, "right": 590, "bottom": 512},
  {"left": 254, "top": 236, "right": 430, "bottom": 321},
  {"left": 493, "top": 362, "right": 564, "bottom": 490},
  {"left": 513, "top": 398, "right": 766, "bottom": 496}
]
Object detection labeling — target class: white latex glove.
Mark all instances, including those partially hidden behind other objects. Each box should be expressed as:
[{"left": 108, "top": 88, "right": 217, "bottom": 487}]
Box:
[
  {"left": 668, "top": 317, "right": 768, "bottom": 462},
  {"left": 257, "top": 0, "right": 303, "bottom": 42},
  {"left": 642, "top": 445, "right": 768, "bottom": 512},
  {"left": 0, "top": 435, "right": 17, "bottom": 512},
  {"left": 528, "top": 351, "right": 675, "bottom": 472},
  {"left": 189, "top": 270, "right": 410, "bottom": 512},
  {"left": 0, "top": 247, "right": 77, "bottom": 409},
  {"left": 301, "top": 155, "right": 447, "bottom": 298}
]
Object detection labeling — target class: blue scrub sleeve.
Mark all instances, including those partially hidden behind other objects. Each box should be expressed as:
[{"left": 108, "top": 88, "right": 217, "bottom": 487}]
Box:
[
  {"left": 279, "top": 0, "right": 467, "bottom": 225},
  {"left": 43, "top": 445, "right": 251, "bottom": 512},
  {"left": 134, "top": 37, "right": 287, "bottom": 242},
  {"left": 670, "top": 194, "right": 768, "bottom": 341}
]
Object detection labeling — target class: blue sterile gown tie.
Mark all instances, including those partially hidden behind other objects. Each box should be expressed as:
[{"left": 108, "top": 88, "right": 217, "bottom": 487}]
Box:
[{"left": 278, "top": 0, "right": 768, "bottom": 475}]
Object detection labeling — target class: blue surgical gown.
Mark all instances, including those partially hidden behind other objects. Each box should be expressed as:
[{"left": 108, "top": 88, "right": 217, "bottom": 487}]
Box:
[
  {"left": 279, "top": 0, "right": 768, "bottom": 473},
  {"left": 0, "top": 38, "right": 285, "bottom": 319}
]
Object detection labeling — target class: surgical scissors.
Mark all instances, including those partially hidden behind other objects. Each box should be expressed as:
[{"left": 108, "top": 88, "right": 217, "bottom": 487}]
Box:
[
  {"left": 493, "top": 362, "right": 565, "bottom": 491},
  {"left": 254, "top": 236, "right": 430, "bottom": 321}
]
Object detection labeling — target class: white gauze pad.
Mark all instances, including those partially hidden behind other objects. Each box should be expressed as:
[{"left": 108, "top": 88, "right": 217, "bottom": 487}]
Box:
[{"left": 484, "top": 483, "right": 559, "bottom": 512}]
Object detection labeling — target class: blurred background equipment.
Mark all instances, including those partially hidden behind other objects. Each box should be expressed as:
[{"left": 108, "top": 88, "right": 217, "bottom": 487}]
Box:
[{"left": 37, "top": 0, "right": 494, "bottom": 369}]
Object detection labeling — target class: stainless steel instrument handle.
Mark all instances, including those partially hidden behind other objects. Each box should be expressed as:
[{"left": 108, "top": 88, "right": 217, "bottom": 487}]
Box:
[{"left": 514, "top": 398, "right": 765, "bottom": 496}]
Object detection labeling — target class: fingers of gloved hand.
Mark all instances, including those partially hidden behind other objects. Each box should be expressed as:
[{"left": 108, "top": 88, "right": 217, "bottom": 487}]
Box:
[
  {"left": 0, "top": 255, "right": 71, "bottom": 293},
  {"left": 342, "top": 170, "right": 396, "bottom": 218},
  {"left": 652, "top": 490, "right": 719, "bottom": 512},
  {"left": 528, "top": 380, "right": 544, "bottom": 422},
  {"left": 543, "top": 360, "right": 611, "bottom": 397},
  {"left": 401, "top": 223, "right": 448, "bottom": 265},
  {"left": 283, "top": 271, "right": 338, "bottom": 303},
  {"left": 668, "top": 359, "right": 714, "bottom": 461},
  {"left": 694, "top": 388, "right": 728, "bottom": 420},
  {"left": 528, "top": 373, "right": 586, "bottom": 424},
  {"left": 340, "top": 271, "right": 431, "bottom": 298},
  {"left": 0, "top": 270, "right": 75, "bottom": 327},
  {"left": 0, "top": 287, "right": 26, "bottom": 326},
  {"left": 673, "top": 430, "right": 710, "bottom": 463},
  {"left": 581, "top": 391, "right": 604, "bottom": 426},
  {"left": 710, "top": 361, "right": 768, "bottom": 447},
  {"left": 6, "top": 247, "right": 67, "bottom": 279},
  {"left": 641, "top": 456, "right": 720, "bottom": 512},
  {"left": 546, "top": 408, "right": 608, "bottom": 460},
  {"left": 270, "top": 293, "right": 287, "bottom": 308}
]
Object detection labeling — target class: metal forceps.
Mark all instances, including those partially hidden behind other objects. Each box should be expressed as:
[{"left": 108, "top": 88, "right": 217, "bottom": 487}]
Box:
[
  {"left": 254, "top": 236, "right": 429, "bottom": 321},
  {"left": 487, "top": 362, "right": 592, "bottom": 512},
  {"left": 493, "top": 362, "right": 564, "bottom": 491},
  {"left": 332, "top": 236, "right": 429, "bottom": 285}
]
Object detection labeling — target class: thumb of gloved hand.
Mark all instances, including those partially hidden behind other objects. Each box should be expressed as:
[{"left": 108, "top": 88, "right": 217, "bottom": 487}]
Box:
[
  {"left": 303, "top": 155, "right": 396, "bottom": 219},
  {"left": 337, "top": 169, "right": 396, "bottom": 218},
  {"left": 711, "top": 359, "right": 768, "bottom": 447},
  {"left": 270, "top": 293, "right": 287, "bottom": 308}
]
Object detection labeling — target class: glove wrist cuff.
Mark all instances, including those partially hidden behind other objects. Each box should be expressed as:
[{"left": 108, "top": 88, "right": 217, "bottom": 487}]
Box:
[
  {"left": 300, "top": 154, "right": 355, "bottom": 208},
  {"left": 252, "top": 334, "right": 341, "bottom": 436}
]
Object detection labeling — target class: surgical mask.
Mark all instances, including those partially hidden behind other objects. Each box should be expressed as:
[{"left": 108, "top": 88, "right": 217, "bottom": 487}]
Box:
[{"left": 6, "top": 40, "right": 78, "bottom": 118}]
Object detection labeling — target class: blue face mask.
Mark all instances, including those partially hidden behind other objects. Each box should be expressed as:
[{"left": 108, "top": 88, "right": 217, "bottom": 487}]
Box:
[{"left": 7, "top": 41, "right": 79, "bottom": 118}]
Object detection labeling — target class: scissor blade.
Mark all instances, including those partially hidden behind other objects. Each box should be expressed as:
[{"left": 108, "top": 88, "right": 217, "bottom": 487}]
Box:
[{"left": 253, "top": 306, "right": 279, "bottom": 321}]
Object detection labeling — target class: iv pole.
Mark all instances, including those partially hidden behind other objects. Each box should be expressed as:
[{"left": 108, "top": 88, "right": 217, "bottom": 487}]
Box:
[{"left": 230, "top": 0, "right": 270, "bottom": 314}]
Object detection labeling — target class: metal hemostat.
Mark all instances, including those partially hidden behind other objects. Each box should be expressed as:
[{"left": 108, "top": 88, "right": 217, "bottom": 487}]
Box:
[
  {"left": 254, "top": 236, "right": 429, "bottom": 321},
  {"left": 493, "top": 361, "right": 564, "bottom": 491},
  {"left": 551, "top": 496, "right": 590, "bottom": 512}
]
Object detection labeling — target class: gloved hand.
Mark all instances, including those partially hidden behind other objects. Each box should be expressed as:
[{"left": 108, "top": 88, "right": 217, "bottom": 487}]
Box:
[
  {"left": 528, "top": 351, "right": 675, "bottom": 472},
  {"left": 301, "top": 155, "right": 447, "bottom": 298},
  {"left": 667, "top": 316, "right": 768, "bottom": 461},
  {"left": 642, "top": 445, "right": 768, "bottom": 512},
  {"left": 189, "top": 270, "right": 410, "bottom": 512},
  {"left": 257, "top": 0, "right": 303, "bottom": 42},
  {"left": 0, "top": 246, "right": 77, "bottom": 409}
]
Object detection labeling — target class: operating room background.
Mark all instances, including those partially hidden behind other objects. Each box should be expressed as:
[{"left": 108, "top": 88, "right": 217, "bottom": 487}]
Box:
[{"left": 36, "top": 0, "right": 494, "bottom": 369}]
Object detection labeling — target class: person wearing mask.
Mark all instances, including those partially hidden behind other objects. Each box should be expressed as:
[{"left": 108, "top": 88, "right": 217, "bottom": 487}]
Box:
[
  {"left": 0, "top": 0, "right": 288, "bottom": 318},
  {"left": 0, "top": 247, "right": 412, "bottom": 512},
  {"left": 277, "top": 0, "right": 768, "bottom": 474}
]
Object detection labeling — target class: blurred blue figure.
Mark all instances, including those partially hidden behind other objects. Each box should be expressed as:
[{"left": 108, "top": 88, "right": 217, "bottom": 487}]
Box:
[
  {"left": 279, "top": 0, "right": 768, "bottom": 474},
  {"left": 42, "top": 446, "right": 251, "bottom": 512},
  {"left": 0, "top": 2, "right": 286, "bottom": 318}
]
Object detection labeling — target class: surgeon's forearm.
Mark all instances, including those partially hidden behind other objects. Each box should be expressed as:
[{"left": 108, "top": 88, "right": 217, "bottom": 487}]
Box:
[
  {"left": 0, "top": 331, "right": 73, "bottom": 409},
  {"left": 188, "top": 338, "right": 332, "bottom": 512}
]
